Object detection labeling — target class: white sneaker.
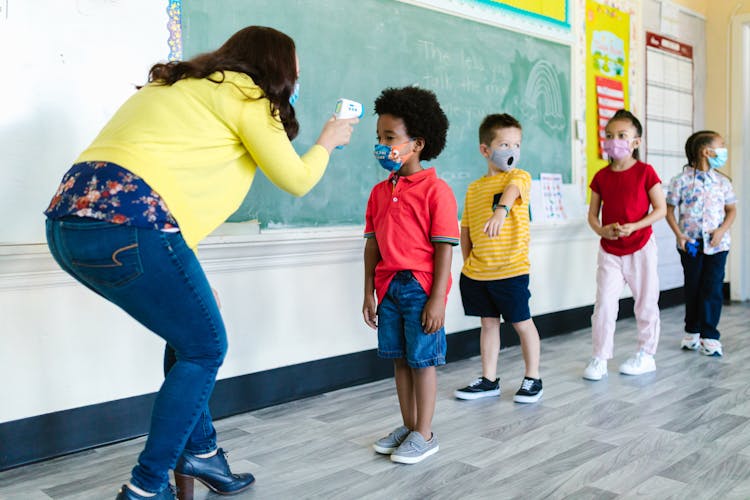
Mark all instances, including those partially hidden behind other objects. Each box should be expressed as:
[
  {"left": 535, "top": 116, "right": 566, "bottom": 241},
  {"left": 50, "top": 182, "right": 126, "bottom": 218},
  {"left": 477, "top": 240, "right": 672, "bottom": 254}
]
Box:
[
  {"left": 681, "top": 333, "right": 700, "bottom": 351},
  {"left": 619, "top": 351, "right": 656, "bottom": 375},
  {"left": 583, "top": 357, "right": 608, "bottom": 381},
  {"left": 699, "top": 338, "right": 723, "bottom": 357}
]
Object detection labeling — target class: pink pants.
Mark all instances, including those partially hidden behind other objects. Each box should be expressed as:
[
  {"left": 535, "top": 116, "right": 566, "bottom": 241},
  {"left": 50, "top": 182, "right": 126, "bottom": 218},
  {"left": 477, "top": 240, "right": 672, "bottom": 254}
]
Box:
[{"left": 591, "top": 236, "right": 660, "bottom": 359}]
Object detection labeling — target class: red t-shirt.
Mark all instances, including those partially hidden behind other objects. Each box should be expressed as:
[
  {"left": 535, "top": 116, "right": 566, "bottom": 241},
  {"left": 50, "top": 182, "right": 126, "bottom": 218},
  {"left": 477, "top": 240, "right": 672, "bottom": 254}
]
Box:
[
  {"left": 364, "top": 168, "right": 459, "bottom": 303},
  {"left": 589, "top": 161, "right": 661, "bottom": 256}
]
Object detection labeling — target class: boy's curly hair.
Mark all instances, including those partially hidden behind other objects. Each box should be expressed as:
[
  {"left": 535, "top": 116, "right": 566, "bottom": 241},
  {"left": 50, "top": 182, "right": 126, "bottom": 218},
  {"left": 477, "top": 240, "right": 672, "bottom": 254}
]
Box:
[{"left": 374, "top": 86, "right": 448, "bottom": 161}]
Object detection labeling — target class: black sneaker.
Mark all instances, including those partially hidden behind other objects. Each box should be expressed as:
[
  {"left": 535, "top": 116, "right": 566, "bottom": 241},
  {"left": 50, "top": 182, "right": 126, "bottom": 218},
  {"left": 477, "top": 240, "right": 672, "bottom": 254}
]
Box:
[
  {"left": 513, "top": 377, "right": 543, "bottom": 403},
  {"left": 454, "top": 377, "right": 500, "bottom": 400}
]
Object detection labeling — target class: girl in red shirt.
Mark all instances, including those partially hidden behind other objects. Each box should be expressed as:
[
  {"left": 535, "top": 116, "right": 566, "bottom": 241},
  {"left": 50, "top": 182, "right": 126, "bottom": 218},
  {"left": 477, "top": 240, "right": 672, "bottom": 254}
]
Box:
[{"left": 583, "top": 109, "right": 667, "bottom": 381}]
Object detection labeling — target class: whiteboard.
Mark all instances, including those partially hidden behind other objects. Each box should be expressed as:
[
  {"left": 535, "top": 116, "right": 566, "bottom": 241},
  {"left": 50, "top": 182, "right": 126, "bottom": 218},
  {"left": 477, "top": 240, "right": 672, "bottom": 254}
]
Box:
[{"left": 0, "top": 0, "right": 170, "bottom": 244}]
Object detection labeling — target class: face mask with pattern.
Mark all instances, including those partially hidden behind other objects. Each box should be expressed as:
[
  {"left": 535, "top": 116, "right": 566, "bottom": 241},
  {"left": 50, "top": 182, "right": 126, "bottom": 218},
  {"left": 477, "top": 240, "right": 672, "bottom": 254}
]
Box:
[{"left": 373, "top": 140, "right": 414, "bottom": 172}]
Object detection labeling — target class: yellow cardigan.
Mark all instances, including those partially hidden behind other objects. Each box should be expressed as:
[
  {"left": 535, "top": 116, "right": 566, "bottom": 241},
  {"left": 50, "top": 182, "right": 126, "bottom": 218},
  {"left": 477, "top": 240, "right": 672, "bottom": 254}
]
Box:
[{"left": 76, "top": 71, "right": 329, "bottom": 249}]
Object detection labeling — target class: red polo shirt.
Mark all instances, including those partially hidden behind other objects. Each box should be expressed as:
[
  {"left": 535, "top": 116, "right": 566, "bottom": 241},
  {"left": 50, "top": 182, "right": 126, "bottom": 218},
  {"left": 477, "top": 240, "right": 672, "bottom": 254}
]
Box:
[{"left": 364, "top": 167, "right": 459, "bottom": 303}]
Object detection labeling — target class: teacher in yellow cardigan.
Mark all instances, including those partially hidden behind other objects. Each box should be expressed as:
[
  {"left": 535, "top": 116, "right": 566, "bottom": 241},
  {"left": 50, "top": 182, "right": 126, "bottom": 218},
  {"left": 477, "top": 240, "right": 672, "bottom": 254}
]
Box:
[{"left": 44, "top": 26, "right": 357, "bottom": 500}]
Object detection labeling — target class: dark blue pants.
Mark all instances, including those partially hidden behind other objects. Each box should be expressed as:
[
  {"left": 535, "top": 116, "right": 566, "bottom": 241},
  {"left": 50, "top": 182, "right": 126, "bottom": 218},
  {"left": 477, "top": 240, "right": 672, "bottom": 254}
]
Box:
[
  {"left": 46, "top": 217, "right": 226, "bottom": 494},
  {"left": 679, "top": 243, "right": 728, "bottom": 340}
]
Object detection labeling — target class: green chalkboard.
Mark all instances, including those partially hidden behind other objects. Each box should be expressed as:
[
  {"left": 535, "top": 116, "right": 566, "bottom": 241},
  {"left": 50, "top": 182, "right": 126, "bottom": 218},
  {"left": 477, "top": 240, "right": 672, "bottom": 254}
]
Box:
[{"left": 182, "top": 0, "right": 571, "bottom": 227}]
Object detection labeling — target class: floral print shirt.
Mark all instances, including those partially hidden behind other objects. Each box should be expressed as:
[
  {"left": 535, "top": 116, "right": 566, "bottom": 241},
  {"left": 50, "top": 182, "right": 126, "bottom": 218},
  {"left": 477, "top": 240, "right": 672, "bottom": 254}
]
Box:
[
  {"left": 44, "top": 162, "right": 179, "bottom": 231},
  {"left": 666, "top": 168, "right": 736, "bottom": 254}
]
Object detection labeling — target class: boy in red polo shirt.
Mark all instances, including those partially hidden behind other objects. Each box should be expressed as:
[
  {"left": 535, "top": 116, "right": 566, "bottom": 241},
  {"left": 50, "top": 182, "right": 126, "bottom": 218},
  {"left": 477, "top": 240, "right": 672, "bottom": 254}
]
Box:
[{"left": 362, "top": 86, "right": 459, "bottom": 464}]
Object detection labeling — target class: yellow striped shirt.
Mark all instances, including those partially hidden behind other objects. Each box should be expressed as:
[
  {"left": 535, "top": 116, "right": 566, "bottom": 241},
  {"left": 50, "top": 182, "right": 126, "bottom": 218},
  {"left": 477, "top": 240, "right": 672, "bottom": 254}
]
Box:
[{"left": 461, "top": 169, "right": 531, "bottom": 280}]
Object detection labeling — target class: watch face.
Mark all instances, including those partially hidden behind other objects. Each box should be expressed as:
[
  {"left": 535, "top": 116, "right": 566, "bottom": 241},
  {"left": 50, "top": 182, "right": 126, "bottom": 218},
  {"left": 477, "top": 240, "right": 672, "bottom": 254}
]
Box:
[{"left": 492, "top": 192, "right": 502, "bottom": 211}]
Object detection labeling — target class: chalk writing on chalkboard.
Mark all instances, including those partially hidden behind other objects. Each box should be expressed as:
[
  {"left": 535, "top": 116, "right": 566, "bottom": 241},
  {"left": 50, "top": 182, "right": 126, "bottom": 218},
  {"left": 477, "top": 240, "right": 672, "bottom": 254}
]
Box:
[{"left": 182, "top": 0, "right": 571, "bottom": 227}]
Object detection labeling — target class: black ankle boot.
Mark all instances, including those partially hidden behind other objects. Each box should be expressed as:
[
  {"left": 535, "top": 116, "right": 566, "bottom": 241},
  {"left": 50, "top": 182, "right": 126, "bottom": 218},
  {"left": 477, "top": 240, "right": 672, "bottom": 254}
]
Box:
[
  {"left": 174, "top": 448, "right": 254, "bottom": 498},
  {"left": 115, "top": 484, "right": 176, "bottom": 499}
]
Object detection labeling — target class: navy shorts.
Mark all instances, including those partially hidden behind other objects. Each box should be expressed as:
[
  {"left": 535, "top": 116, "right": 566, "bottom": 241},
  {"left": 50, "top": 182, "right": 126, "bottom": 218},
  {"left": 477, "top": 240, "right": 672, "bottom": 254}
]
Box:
[
  {"left": 459, "top": 273, "right": 531, "bottom": 323},
  {"left": 377, "top": 271, "right": 447, "bottom": 368}
]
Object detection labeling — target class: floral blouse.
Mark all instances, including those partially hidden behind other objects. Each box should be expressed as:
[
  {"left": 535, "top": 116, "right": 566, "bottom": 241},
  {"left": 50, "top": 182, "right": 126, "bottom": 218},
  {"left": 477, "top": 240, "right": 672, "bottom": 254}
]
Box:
[
  {"left": 666, "top": 168, "right": 736, "bottom": 255},
  {"left": 44, "top": 162, "right": 179, "bottom": 231}
]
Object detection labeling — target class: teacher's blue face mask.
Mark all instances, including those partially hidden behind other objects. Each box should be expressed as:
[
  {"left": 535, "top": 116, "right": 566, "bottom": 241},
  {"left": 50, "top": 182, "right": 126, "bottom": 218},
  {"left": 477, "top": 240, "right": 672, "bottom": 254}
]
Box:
[
  {"left": 289, "top": 82, "right": 300, "bottom": 106},
  {"left": 374, "top": 140, "right": 414, "bottom": 172}
]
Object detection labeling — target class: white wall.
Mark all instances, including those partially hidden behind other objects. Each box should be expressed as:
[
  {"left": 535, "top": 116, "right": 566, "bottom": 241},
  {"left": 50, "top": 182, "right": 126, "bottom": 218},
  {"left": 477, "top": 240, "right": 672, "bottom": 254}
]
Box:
[
  {"left": 0, "top": 0, "right": 168, "bottom": 245},
  {"left": 730, "top": 14, "right": 750, "bottom": 300}
]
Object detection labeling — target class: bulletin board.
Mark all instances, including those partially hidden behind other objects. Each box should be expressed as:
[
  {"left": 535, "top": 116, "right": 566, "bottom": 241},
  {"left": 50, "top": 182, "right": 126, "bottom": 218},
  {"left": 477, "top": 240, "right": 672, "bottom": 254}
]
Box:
[{"left": 584, "top": 0, "right": 631, "bottom": 191}]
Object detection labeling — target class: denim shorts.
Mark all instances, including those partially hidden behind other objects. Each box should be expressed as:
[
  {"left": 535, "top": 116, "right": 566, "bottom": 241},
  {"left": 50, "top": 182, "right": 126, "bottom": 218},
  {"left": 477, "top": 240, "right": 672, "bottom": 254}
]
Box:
[
  {"left": 460, "top": 273, "right": 531, "bottom": 323},
  {"left": 377, "top": 271, "right": 446, "bottom": 368}
]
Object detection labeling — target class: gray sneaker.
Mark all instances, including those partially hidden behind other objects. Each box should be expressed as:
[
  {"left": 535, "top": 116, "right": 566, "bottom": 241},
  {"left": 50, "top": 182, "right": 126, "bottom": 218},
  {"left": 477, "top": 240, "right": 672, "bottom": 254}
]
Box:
[
  {"left": 390, "top": 431, "right": 439, "bottom": 464},
  {"left": 373, "top": 425, "right": 410, "bottom": 454}
]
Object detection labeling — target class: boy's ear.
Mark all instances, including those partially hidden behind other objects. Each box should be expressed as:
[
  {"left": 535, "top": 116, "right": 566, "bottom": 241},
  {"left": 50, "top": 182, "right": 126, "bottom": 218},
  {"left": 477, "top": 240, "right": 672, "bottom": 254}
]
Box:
[
  {"left": 479, "top": 143, "right": 491, "bottom": 158},
  {"left": 413, "top": 137, "right": 425, "bottom": 153}
]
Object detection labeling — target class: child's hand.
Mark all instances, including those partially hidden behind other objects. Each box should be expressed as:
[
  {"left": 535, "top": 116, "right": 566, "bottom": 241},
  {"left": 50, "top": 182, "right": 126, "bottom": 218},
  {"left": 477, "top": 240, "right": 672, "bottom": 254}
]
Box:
[
  {"left": 616, "top": 222, "right": 637, "bottom": 238},
  {"left": 600, "top": 223, "right": 620, "bottom": 240},
  {"left": 709, "top": 228, "right": 726, "bottom": 247},
  {"left": 676, "top": 233, "right": 691, "bottom": 251},
  {"left": 362, "top": 295, "right": 378, "bottom": 329},
  {"left": 421, "top": 297, "right": 445, "bottom": 334},
  {"left": 483, "top": 211, "right": 506, "bottom": 238},
  {"left": 211, "top": 287, "right": 221, "bottom": 309}
]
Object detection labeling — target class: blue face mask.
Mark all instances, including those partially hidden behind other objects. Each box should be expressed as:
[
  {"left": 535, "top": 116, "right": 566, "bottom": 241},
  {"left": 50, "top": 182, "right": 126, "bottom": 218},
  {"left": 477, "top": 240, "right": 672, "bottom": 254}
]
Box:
[
  {"left": 289, "top": 82, "right": 300, "bottom": 106},
  {"left": 708, "top": 147, "right": 727, "bottom": 169},
  {"left": 374, "top": 140, "right": 413, "bottom": 172}
]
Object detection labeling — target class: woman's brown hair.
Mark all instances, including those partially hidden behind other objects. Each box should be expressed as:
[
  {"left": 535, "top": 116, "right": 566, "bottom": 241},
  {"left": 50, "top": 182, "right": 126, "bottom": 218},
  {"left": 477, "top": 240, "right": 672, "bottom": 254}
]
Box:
[{"left": 144, "top": 26, "right": 299, "bottom": 140}]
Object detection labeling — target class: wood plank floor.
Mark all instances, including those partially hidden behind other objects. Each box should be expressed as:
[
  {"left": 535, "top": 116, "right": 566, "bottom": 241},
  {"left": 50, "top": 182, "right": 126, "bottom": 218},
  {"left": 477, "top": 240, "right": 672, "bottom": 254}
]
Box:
[{"left": 2, "top": 303, "right": 749, "bottom": 499}]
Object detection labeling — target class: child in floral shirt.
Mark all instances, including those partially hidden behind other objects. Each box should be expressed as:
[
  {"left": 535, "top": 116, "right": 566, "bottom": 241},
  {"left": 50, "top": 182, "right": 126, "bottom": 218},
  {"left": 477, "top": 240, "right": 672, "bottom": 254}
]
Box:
[{"left": 666, "top": 130, "right": 737, "bottom": 357}]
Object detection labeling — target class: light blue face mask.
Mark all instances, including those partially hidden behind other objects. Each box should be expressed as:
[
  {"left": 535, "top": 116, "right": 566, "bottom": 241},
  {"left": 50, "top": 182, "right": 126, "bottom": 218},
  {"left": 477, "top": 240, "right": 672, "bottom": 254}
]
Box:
[
  {"left": 708, "top": 147, "right": 728, "bottom": 169},
  {"left": 289, "top": 82, "right": 300, "bottom": 106}
]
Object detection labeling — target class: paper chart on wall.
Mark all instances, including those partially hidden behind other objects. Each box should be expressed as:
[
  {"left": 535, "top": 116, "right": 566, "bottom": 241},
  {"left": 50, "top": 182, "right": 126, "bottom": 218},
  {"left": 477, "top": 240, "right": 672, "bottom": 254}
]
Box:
[{"left": 540, "top": 173, "right": 566, "bottom": 221}]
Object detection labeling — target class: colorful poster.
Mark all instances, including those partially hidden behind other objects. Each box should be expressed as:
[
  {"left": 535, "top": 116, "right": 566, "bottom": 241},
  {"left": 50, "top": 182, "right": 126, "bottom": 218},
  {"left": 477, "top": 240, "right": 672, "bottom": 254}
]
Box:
[
  {"left": 540, "top": 173, "right": 566, "bottom": 221},
  {"left": 477, "top": 0, "right": 569, "bottom": 27},
  {"left": 585, "top": 1, "right": 630, "bottom": 194}
]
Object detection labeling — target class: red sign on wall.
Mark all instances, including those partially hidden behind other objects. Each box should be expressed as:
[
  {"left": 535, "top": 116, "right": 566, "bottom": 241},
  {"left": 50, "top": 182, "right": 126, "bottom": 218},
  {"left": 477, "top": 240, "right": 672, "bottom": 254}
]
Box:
[
  {"left": 646, "top": 31, "right": 693, "bottom": 58},
  {"left": 595, "top": 76, "right": 625, "bottom": 159}
]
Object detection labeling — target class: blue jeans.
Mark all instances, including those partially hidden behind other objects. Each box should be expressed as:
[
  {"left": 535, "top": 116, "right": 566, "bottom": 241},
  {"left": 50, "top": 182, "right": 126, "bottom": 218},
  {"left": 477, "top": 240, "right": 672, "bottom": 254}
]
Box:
[
  {"left": 46, "top": 217, "right": 226, "bottom": 493},
  {"left": 377, "top": 271, "right": 446, "bottom": 368},
  {"left": 679, "top": 244, "right": 728, "bottom": 340}
]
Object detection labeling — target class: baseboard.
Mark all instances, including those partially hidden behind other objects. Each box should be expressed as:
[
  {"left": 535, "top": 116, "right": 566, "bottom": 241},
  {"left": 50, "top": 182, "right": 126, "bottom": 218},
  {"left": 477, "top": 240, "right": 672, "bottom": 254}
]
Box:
[{"left": 0, "top": 287, "right": 684, "bottom": 471}]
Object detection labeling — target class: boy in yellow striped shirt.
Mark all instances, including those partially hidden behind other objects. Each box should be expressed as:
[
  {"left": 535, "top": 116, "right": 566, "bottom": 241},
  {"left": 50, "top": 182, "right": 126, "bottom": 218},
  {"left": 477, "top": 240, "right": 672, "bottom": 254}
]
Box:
[{"left": 454, "top": 114, "right": 543, "bottom": 403}]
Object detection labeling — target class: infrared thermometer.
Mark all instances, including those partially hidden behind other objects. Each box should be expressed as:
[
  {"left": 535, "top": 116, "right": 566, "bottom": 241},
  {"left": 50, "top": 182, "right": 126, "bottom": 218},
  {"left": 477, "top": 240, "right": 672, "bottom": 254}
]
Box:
[
  {"left": 334, "top": 98, "right": 364, "bottom": 119},
  {"left": 333, "top": 98, "right": 363, "bottom": 149}
]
